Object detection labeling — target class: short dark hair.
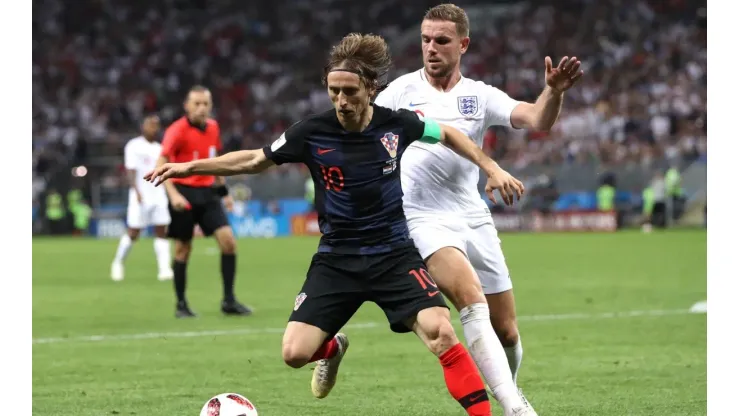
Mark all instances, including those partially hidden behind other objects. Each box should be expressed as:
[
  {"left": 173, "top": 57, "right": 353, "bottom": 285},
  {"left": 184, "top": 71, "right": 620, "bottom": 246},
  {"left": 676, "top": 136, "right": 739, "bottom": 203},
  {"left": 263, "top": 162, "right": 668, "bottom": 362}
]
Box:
[
  {"left": 424, "top": 3, "right": 470, "bottom": 38},
  {"left": 185, "top": 85, "right": 210, "bottom": 102},
  {"left": 188, "top": 85, "right": 209, "bottom": 94},
  {"left": 322, "top": 33, "right": 392, "bottom": 93}
]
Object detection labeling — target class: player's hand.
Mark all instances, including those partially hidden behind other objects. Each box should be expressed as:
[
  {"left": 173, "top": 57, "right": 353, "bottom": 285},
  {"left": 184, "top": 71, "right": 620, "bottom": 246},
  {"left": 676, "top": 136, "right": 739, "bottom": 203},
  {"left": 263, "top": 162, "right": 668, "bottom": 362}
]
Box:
[
  {"left": 484, "top": 166, "right": 525, "bottom": 206},
  {"left": 222, "top": 195, "right": 234, "bottom": 212},
  {"left": 169, "top": 192, "right": 191, "bottom": 211},
  {"left": 545, "top": 56, "right": 583, "bottom": 93},
  {"left": 144, "top": 162, "right": 194, "bottom": 186}
]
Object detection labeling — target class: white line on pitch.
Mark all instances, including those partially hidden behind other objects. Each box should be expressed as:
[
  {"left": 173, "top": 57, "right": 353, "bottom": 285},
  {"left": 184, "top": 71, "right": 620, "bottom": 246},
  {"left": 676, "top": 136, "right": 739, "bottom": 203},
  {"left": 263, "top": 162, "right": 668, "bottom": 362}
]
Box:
[{"left": 32, "top": 307, "right": 704, "bottom": 346}]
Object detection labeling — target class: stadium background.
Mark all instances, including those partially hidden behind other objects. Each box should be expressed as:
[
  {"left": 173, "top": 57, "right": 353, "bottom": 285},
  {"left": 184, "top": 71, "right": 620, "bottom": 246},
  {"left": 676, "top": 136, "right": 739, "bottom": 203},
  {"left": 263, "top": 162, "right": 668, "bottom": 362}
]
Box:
[{"left": 32, "top": 0, "right": 707, "bottom": 238}]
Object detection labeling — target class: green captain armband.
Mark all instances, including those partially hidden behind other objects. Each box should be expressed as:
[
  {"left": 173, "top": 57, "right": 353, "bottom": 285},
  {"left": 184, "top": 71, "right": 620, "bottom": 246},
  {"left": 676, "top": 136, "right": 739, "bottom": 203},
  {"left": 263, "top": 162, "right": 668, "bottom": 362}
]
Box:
[{"left": 419, "top": 118, "right": 442, "bottom": 144}]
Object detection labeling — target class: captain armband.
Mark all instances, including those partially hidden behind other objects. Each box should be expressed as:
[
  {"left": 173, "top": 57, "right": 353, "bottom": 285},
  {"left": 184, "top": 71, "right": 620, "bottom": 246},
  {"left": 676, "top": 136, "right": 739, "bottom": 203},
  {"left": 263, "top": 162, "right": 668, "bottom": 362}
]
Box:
[{"left": 419, "top": 119, "right": 442, "bottom": 144}]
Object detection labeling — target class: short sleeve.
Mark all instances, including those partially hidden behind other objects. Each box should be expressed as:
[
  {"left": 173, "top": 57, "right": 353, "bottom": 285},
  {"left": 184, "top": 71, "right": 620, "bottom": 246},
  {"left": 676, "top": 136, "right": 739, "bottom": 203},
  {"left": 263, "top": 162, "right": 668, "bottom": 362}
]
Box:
[
  {"left": 160, "top": 125, "right": 182, "bottom": 159},
  {"left": 395, "top": 109, "right": 426, "bottom": 147},
  {"left": 123, "top": 142, "right": 137, "bottom": 170},
  {"left": 262, "top": 121, "right": 307, "bottom": 165},
  {"left": 374, "top": 82, "right": 400, "bottom": 111},
  {"left": 213, "top": 122, "right": 222, "bottom": 152},
  {"left": 484, "top": 85, "right": 521, "bottom": 128}
]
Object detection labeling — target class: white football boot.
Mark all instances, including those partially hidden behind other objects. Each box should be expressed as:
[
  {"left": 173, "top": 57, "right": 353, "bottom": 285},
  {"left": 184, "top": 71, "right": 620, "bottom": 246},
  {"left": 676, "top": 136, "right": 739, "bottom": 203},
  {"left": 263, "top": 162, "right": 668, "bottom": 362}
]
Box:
[{"left": 311, "top": 333, "right": 349, "bottom": 399}]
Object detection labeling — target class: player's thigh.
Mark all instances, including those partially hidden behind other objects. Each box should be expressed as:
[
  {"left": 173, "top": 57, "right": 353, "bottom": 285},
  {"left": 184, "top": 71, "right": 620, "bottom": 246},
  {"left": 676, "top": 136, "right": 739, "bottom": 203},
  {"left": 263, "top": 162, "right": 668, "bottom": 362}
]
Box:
[
  {"left": 288, "top": 253, "right": 365, "bottom": 340},
  {"left": 148, "top": 203, "right": 172, "bottom": 228},
  {"left": 368, "top": 246, "right": 449, "bottom": 334},
  {"left": 425, "top": 247, "right": 485, "bottom": 311},
  {"left": 465, "top": 221, "right": 513, "bottom": 296},
  {"left": 198, "top": 199, "right": 230, "bottom": 238},
  {"left": 126, "top": 201, "right": 146, "bottom": 230},
  {"left": 407, "top": 217, "right": 466, "bottom": 261},
  {"left": 167, "top": 205, "right": 195, "bottom": 242},
  {"left": 409, "top": 218, "right": 483, "bottom": 310}
]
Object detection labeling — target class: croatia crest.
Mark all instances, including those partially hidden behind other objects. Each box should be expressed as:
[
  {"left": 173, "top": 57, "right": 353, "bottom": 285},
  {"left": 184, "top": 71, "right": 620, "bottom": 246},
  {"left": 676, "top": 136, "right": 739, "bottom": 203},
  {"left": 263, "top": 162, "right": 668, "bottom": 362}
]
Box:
[
  {"left": 294, "top": 292, "right": 307, "bottom": 311},
  {"left": 380, "top": 132, "right": 399, "bottom": 158},
  {"left": 457, "top": 96, "right": 478, "bottom": 116}
]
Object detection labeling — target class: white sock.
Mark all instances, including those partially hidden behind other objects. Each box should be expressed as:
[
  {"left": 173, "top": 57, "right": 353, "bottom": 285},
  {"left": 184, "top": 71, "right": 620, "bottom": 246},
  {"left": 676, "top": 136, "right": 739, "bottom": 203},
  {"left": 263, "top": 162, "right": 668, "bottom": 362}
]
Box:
[
  {"left": 153, "top": 238, "right": 171, "bottom": 271},
  {"left": 113, "top": 234, "right": 134, "bottom": 263},
  {"left": 460, "top": 303, "right": 523, "bottom": 411},
  {"left": 504, "top": 339, "right": 523, "bottom": 383}
]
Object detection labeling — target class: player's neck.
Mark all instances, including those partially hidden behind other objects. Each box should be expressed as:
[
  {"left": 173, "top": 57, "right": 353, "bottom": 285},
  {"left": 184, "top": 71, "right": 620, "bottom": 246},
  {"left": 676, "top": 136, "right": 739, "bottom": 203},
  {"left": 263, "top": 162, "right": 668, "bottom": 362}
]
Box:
[
  {"left": 338, "top": 105, "right": 374, "bottom": 132},
  {"left": 186, "top": 116, "right": 206, "bottom": 129},
  {"left": 425, "top": 68, "right": 462, "bottom": 93}
]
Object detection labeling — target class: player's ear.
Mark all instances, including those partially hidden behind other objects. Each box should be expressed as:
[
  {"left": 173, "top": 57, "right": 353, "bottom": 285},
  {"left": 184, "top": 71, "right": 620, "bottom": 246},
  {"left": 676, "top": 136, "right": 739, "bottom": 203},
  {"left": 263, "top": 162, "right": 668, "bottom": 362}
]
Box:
[{"left": 460, "top": 37, "right": 470, "bottom": 54}]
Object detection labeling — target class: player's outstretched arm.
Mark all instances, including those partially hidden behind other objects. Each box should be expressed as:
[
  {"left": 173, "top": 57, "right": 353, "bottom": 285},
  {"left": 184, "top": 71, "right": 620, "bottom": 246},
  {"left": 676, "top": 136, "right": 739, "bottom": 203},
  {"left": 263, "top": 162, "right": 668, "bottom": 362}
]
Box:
[
  {"left": 438, "top": 123, "right": 524, "bottom": 206},
  {"left": 187, "top": 149, "right": 275, "bottom": 175},
  {"left": 510, "top": 56, "right": 583, "bottom": 131},
  {"left": 145, "top": 150, "right": 275, "bottom": 186}
]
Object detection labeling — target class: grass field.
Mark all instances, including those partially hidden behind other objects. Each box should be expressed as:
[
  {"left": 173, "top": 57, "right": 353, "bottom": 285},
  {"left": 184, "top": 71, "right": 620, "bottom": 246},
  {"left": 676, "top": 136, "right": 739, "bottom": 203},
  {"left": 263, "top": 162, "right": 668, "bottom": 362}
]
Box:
[{"left": 32, "top": 231, "right": 707, "bottom": 415}]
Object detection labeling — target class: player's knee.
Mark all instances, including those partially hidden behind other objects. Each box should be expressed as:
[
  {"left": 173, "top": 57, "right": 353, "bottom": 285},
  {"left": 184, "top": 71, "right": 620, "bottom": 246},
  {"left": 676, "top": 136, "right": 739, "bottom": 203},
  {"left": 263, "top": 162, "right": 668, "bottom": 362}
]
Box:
[
  {"left": 219, "top": 237, "right": 236, "bottom": 255},
  {"left": 492, "top": 319, "right": 519, "bottom": 347},
  {"left": 215, "top": 228, "right": 237, "bottom": 254},
  {"left": 127, "top": 229, "right": 141, "bottom": 240},
  {"left": 421, "top": 315, "right": 458, "bottom": 356},
  {"left": 174, "top": 241, "right": 192, "bottom": 261},
  {"left": 281, "top": 343, "right": 311, "bottom": 369},
  {"left": 448, "top": 283, "right": 485, "bottom": 311}
]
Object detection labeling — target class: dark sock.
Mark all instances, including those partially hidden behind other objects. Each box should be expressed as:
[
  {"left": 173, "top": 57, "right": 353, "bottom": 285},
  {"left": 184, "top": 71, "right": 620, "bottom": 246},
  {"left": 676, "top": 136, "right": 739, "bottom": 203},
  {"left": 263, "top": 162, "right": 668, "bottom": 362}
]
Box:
[
  {"left": 221, "top": 253, "right": 236, "bottom": 302},
  {"left": 173, "top": 260, "right": 188, "bottom": 303}
]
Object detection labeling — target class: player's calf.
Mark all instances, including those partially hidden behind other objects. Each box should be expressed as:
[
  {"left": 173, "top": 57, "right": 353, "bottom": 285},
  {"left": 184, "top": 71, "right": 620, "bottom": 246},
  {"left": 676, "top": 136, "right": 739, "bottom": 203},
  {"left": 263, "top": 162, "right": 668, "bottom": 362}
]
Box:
[
  {"left": 281, "top": 321, "right": 336, "bottom": 369},
  {"left": 487, "top": 290, "right": 523, "bottom": 382},
  {"left": 281, "top": 322, "right": 348, "bottom": 399},
  {"left": 111, "top": 228, "right": 143, "bottom": 281},
  {"left": 409, "top": 307, "right": 491, "bottom": 416}
]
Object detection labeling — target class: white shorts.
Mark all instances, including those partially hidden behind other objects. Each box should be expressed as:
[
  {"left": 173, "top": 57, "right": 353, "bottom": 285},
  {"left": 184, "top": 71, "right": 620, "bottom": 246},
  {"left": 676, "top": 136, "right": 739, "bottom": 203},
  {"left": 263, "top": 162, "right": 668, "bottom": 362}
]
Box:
[
  {"left": 407, "top": 215, "right": 512, "bottom": 295},
  {"left": 127, "top": 200, "right": 171, "bottom": 230}
]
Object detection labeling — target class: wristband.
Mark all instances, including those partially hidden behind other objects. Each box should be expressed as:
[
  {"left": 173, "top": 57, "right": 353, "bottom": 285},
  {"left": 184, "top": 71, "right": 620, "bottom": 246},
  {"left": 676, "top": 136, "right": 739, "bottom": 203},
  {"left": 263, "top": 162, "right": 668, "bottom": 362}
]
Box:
[{"left": 216, "top": 185, "right": 229, "bottom": 197}]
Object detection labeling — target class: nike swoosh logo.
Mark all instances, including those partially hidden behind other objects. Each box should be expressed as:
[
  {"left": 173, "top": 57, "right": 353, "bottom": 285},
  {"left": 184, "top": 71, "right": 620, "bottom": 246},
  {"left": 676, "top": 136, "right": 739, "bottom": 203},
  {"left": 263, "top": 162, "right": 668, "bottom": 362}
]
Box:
[
  {"left": 317, "top": 148, "right": 335, "bottom": 155},
  {"left": 427, "top": 290, "right": 440, "bottom": 297},
  {"left": 469, "top": 393, "right": 486, "bottom": 402},
  {"left": 409, "top": 102, "right": 426, "bottom": 107}
]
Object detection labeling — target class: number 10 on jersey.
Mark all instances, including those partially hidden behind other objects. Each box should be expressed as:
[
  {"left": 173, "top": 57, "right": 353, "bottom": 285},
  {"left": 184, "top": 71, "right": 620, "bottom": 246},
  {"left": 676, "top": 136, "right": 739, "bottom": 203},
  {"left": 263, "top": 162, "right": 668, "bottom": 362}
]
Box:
[{"left": 320, "top": 165, "right": 344, "bottom": 192}]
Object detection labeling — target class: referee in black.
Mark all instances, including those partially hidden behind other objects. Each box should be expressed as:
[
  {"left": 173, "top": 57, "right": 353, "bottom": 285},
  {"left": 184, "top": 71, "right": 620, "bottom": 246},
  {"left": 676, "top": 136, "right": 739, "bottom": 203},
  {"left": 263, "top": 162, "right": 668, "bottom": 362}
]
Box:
[{"left": 157, "top": 86, "right": 252, "bottom": 318}]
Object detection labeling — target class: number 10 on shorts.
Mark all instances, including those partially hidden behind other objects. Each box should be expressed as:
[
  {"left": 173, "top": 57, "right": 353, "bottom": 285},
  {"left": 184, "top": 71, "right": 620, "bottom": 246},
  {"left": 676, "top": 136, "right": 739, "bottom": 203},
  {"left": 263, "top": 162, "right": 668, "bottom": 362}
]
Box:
[{"left": 410, "top": 268, "right": 438, "bottom": 295}]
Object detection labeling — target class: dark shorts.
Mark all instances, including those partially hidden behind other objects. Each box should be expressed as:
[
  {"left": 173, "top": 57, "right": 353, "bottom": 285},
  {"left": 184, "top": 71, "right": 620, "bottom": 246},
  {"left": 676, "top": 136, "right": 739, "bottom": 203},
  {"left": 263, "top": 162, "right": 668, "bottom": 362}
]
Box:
[
  {"left": 167, "top": 184, "right": 229, "bottom": 241},
  {"left": 289, "top": 245, "right": 448, "bottom": 336}
]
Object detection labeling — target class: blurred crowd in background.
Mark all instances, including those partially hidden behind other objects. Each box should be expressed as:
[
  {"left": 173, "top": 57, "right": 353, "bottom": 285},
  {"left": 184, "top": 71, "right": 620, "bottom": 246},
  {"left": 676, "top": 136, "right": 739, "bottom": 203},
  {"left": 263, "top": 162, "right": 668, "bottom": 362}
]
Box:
[{"left": 32, "top": 0, "right": 706, "bottom": 207}]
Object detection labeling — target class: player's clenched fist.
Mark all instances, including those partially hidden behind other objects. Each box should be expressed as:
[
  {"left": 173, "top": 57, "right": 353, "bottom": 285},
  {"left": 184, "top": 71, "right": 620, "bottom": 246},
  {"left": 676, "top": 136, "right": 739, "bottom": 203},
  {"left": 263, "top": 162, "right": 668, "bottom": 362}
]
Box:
[
  {"left": 484, "top": 165, "right": 525, "bottom": 206},
  {"left": 144, "top": 162, "right": 195, "bottom": 187}
]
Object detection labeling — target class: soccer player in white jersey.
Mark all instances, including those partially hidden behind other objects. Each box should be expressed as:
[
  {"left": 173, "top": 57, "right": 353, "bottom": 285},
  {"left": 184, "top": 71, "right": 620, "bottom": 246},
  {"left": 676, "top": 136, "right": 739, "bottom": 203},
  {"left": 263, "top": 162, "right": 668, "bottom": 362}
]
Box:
[
  {"left": 375, "top": 3, "right": 582, "bottom": 412},
  {"left": 111, "top": 115, "right": 174, "bottom": 281}
]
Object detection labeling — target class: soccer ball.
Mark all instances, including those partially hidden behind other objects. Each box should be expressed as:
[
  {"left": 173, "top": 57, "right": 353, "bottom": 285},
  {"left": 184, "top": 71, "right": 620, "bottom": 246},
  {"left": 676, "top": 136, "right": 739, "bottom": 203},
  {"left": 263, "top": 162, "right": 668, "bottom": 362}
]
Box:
[{"left": 200, "top": 393, "right": 258, "bottom": 416}]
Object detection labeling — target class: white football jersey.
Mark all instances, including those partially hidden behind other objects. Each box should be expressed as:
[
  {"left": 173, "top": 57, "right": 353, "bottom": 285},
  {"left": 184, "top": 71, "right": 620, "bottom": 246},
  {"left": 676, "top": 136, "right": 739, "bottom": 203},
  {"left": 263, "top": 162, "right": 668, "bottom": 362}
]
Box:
[
  {"left": 124, "top": 136, "right": 168, "bottom": 205},
  {"left": 374, "top": 69, "right": 521, "bottom": 218}
]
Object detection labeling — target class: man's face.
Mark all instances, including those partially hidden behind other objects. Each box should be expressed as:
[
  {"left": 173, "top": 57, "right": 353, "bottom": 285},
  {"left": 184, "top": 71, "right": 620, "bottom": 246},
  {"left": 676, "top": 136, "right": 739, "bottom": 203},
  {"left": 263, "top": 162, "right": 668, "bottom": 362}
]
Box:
[
  {"left": 421, "top": 19, "right": 469, "bottom": 78},
  {"left": 184, "top": 90, "right": 213, "bottom": 124},
  {"left": 327, "top": 71, "right": 374, "bottom": 123},
  {"left": 142, "top": 116, "right": 161, "bottom": 139}
]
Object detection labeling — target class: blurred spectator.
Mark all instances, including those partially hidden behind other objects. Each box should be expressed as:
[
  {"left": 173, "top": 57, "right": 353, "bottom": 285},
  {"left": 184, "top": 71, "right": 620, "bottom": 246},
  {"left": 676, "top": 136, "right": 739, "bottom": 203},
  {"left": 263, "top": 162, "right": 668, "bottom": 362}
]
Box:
[{"left": 32, "top": 0, "right": 706, "bottom": 195}]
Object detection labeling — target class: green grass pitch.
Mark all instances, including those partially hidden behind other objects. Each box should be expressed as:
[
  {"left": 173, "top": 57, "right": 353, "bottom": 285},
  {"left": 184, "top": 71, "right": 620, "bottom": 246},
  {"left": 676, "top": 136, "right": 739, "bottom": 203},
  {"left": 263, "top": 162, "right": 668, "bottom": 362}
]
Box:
[{"left": 32, "top": 231, "right": 707, "bottom": 415}]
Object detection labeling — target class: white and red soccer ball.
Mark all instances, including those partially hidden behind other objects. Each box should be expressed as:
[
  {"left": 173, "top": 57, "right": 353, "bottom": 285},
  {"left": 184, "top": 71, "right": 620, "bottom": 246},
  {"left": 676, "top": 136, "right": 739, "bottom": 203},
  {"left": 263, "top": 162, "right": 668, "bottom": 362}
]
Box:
[{"left": 200, "top": 393, "right": 258, "bottom": 416}]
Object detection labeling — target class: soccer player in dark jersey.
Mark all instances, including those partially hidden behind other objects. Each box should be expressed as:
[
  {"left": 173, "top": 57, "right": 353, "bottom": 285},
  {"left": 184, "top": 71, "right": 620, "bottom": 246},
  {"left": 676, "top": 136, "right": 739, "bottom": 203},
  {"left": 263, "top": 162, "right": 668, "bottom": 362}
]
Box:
[
  {"left": 145, "top": 33, "right": 524, "bottom": 416},
  {"left": 157, "top": 86, "right": 252, "bottom": 318}
]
